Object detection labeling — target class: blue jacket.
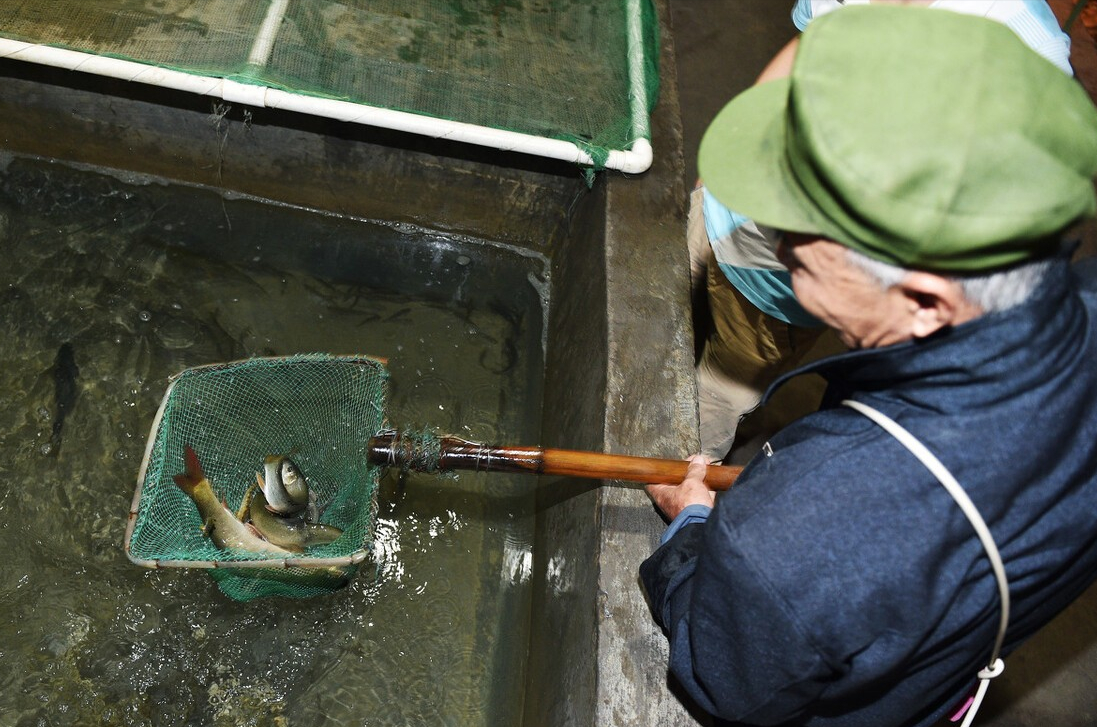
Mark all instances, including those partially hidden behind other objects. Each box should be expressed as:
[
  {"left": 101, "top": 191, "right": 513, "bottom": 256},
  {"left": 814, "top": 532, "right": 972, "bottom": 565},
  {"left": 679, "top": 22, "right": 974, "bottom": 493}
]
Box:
[{"left": 641, "top": 257, "right": 1097, "bottom": 726}]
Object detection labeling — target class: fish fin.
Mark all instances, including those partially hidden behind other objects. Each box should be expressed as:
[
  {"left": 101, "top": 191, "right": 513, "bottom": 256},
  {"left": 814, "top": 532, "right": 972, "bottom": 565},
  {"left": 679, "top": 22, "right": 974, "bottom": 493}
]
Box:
[
  {"left": 237, "top": 482, "right": 259, "bottom": 523},
  {"left": 200, "top": 518, "right": 214, "bottom": 537},
  {"left": 172, "top": 445, "right": 205, "bottom": 492},
  {"left": 255, "top": 471, "right": 267, "bottom": 495},
  {"left": 184, "top": 445, "right": 204, "bottom": 479}
]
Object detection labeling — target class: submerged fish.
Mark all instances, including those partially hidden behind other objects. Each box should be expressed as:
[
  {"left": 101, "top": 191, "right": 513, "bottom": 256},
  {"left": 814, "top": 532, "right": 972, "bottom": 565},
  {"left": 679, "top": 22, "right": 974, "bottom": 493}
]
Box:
[
  {"left": 172, "top": 446, "right": 293, "bottom": 556},
  {"left": 239, "top": 476, "right": 342, "bottom": 552},
  {"left": 259, "top": 454, "right": 316, "bottom": 517},
  {"left": 49, "top": 342, "right": 79, "bottom": 455}
]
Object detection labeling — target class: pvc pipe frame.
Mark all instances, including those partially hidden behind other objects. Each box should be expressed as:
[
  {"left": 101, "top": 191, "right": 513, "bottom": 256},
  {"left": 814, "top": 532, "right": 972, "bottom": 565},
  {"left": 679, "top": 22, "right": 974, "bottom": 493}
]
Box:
[{"left": 0, "top": 0, "right": 654, "bottom": 173}]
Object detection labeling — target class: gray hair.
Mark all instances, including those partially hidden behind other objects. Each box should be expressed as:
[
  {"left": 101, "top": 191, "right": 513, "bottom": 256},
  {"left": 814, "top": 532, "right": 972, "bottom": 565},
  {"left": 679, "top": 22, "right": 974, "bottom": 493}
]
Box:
[{"left": 845, "top": 247, "right": 1057, "bottom": 314}]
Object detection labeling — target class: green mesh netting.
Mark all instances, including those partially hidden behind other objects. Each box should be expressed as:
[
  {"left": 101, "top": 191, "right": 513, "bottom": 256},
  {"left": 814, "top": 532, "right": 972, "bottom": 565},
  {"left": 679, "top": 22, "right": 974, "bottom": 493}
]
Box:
[
  {"left": 0, "top": 0, "right": 659, "bottom": 170},
  {"left": 126, "top": 354, "right": 388, "bottom": 601}
]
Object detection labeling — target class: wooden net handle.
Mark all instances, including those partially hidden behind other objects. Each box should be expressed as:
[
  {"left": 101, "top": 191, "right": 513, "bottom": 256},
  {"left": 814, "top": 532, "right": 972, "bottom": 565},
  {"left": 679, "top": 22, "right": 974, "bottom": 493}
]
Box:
[{"left": 367, "top": 433, "right": 742, "bottom": 489}]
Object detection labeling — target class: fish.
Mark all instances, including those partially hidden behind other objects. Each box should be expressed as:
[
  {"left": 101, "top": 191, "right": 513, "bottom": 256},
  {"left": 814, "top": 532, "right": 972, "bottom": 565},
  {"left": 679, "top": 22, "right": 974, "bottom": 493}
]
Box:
[
  {"left": 239, "top": 476, "right": 343, "bottom": 552},
  {"left": 49, "top": 342, "right": 79, "bottom": 455},
  {"left": 259, "top": 454, "right": 316, "bottom": 517},
  {"left": 172, "top": 446, "right": 294, "bottom": 556}
]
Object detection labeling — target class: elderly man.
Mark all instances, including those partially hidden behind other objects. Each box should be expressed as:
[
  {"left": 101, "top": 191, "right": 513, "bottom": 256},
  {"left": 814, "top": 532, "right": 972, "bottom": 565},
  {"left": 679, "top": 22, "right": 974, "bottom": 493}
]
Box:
[{"left": 642, "top": 6, "right": 1097, "bottom": 727}]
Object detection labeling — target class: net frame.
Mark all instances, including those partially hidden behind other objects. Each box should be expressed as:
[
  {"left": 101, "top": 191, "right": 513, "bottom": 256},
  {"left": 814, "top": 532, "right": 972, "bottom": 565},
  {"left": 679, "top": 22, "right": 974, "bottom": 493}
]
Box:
[{"left": 124, "top": 354, "right": 388, "bottom": 600}]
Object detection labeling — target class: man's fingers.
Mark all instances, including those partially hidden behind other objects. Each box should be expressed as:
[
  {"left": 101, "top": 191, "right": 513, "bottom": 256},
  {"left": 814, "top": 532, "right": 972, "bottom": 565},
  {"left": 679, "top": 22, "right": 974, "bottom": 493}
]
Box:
[{"left": 683, "top": 455, "right": 711, "bottom": 485}]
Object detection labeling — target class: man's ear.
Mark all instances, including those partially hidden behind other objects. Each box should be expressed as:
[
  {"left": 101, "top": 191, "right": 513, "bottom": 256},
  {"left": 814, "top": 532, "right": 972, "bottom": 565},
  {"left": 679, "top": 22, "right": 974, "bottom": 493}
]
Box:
[{"left": 897, "top": 272, "right": 982, "bottom": 339}]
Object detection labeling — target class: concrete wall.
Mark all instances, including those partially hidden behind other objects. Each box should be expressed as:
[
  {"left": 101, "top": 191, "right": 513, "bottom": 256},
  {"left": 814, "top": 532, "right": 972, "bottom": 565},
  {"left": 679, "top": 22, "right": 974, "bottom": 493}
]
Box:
[
  {"left": 525, "top": 0, "right": 704, "bottom": 723},
  {"left": 0, "top": 58, "right": 586, "bottom": 256}
]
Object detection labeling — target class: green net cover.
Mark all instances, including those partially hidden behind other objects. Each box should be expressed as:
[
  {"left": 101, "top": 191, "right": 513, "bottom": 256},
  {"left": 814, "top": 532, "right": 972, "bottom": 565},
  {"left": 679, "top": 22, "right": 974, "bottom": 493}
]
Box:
[
  {"left": 0, "top": 0, "right": 659, "bottom": 170},
  {"left": 125, "top": 354, "right": 388, "bottom": 601}
]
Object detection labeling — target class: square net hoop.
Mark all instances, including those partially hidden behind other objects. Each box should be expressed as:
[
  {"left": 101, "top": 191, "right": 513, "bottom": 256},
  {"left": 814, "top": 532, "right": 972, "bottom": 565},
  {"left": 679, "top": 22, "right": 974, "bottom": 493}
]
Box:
[{"left": 124, "top": 354, "right": 388, "bottom": 600}]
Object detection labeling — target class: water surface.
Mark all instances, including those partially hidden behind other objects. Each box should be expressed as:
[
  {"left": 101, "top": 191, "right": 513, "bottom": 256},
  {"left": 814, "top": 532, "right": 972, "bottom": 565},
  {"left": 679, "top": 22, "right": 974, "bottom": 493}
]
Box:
[{"left": 0, "top": 157, "right": 544, "bottom": 726}]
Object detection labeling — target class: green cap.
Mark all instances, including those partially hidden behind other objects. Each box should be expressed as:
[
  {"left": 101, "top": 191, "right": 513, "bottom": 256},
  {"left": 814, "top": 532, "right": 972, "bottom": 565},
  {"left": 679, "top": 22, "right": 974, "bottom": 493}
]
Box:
[{"left": 698, "top": 6, "right": 1097, "bottom": 272}]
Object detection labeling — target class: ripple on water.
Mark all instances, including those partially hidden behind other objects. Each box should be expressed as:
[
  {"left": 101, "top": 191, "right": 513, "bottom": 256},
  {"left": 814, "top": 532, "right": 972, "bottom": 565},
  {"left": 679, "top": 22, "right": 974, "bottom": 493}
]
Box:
[{"left": 153, "top": 314, "right": 200, "bottom": 350}]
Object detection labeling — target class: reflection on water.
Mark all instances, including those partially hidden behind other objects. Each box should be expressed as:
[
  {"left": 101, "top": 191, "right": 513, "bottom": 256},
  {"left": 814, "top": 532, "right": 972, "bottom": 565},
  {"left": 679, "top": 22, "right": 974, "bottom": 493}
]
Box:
[{"left": 0, "top": 158, "right": 541, "bottom": 725}]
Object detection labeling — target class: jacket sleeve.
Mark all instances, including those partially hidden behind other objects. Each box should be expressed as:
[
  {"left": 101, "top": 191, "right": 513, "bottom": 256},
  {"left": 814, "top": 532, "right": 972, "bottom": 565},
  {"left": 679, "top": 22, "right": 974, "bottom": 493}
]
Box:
[
  {"left": 641, "top": 522, "right": 706, "bottom": 630},
  {"left": 640, "top": 514, "right": 833, "bottom": 725}
]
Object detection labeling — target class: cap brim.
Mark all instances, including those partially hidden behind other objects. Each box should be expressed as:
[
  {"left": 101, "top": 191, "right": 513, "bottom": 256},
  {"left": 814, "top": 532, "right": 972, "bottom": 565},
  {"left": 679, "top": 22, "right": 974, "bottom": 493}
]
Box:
[{"left": 698, "top": 78, "right": 829, "bottom": 237}]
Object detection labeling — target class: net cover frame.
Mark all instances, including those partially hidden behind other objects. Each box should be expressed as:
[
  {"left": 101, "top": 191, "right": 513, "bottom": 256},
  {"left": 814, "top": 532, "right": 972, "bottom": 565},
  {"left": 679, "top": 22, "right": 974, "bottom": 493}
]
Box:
[
  {"left": 124, "top": 354, "right": 388, "bottom": 601},
  {"left": 0, "top": 0, "right": 659, "bottom": 172}
]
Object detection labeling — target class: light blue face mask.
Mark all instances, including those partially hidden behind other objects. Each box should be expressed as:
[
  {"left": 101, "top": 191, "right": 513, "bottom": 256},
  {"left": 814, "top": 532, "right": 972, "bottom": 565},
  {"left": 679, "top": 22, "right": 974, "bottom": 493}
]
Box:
[{"left": 842, "top": 400, "right": 1008, "bottom": 727}]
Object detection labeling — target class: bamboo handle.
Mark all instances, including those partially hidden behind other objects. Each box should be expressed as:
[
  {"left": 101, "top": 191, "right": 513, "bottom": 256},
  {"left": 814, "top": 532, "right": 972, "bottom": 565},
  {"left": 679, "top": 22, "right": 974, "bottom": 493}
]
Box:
[
  {"left": 540, "top": 447, "right": 740, "bottom": 489},
  {"left": 366, "top": 432, "right": 742, "bottom": 490}
]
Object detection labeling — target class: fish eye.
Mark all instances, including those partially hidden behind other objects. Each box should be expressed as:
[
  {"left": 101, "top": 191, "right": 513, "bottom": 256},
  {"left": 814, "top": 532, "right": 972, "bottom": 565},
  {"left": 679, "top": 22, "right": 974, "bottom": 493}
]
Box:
[{"left": 282, "top": 461, "right": 299, "bottom": 483}]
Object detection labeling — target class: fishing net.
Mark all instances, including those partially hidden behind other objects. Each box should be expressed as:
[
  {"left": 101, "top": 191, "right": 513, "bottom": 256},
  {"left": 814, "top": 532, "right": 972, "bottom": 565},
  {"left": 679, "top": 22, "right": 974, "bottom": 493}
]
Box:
[
  {"left": 125, "top": 354, "right": 388, "bottom": 601},
  {"left": 0, "top": 0, "right": 659, "bottom": 171}
]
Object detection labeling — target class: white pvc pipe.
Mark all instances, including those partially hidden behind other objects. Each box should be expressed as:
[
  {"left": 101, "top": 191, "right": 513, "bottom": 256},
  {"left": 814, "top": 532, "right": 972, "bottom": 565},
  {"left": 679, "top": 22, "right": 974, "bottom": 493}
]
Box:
[
  {"left": 625, "top": 0, "right": 652, "bottom": 144},
  {"left": 247, "top": 0, "right": 290, "bottom": 67},
  {"left": 0, "top": 34, "right": 653, "bottom": 173}
]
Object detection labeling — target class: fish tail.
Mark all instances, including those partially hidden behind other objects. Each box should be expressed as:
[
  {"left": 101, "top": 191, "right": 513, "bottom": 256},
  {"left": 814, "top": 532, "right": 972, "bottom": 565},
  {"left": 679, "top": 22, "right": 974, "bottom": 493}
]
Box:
[{"left": 172, "top": 445, "right": 206, "bottom": 493}]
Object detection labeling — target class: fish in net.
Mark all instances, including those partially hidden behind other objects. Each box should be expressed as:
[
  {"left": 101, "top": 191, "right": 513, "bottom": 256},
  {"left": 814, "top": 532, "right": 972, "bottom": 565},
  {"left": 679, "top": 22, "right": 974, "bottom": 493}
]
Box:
[{"left": 125, "top": 354, "right": 387, "bottom": 601}]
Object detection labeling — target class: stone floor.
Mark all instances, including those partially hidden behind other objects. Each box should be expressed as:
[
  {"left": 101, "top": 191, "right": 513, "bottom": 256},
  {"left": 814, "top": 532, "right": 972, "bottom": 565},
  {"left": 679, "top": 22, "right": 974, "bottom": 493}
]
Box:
[{"left": 668, "top": 2, "right": 1097, "bottom": 725}]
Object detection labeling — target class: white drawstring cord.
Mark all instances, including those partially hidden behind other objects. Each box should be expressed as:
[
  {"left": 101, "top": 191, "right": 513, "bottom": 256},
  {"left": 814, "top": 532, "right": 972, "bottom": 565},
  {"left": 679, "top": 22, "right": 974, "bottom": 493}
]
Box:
[{"left": 841, "top": 400, "right": 1009, "bottom": 727}]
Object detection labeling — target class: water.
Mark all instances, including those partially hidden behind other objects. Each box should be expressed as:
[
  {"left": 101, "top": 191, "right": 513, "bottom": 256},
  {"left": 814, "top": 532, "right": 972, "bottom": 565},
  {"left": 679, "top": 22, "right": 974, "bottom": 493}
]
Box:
[{"left": 0, "top": 156, "right": 545, "bottom": 726}]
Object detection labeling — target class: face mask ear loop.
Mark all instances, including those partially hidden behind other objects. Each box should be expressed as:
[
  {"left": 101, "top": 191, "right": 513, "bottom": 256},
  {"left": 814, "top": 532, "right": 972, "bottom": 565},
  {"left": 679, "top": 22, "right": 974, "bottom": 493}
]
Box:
[{"left": 842, "top": 400, "right": 1009, "bottom": 727}]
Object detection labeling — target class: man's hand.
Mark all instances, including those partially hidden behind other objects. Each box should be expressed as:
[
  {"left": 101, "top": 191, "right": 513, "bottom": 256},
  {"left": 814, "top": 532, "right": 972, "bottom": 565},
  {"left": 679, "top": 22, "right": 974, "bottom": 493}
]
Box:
[{"left": 645, "top": 454, "right": 717, "bottom": 521}]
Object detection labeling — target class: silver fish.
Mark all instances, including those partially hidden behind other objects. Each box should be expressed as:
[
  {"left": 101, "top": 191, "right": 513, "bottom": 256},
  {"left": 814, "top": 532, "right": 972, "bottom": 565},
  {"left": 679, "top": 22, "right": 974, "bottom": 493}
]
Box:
[
  {"left": 240, "top": 475, "right": 342, "bottom": 552},
  {"left": 259, "top": 454, "right": 315, "bottom": 517}
]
